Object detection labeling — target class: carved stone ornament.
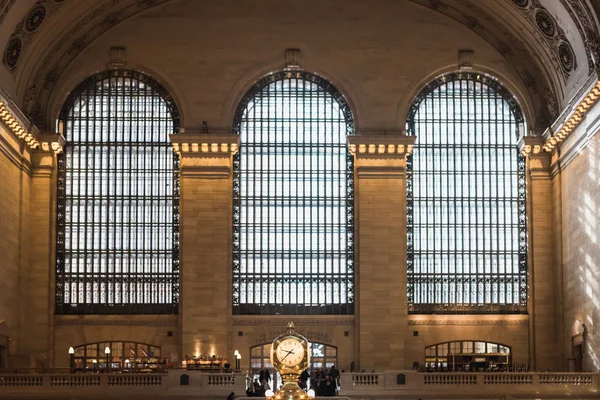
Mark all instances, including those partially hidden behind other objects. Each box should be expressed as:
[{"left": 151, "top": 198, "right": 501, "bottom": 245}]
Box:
[
  {"left": 109, "top": 46, "right": 126, "bottom": 68},
  {"left": 4, "top": 0, "right": 68, "bottom": 72},
  {"left": 459, "top": 50, "right": 474, "bottom": 70},
  {"left": 285, "top": 48, "right": 301, "bottom": 69}
]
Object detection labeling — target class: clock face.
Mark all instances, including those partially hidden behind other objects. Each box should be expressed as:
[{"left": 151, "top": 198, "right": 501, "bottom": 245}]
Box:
[{"left": 275, "top": 338, "right": 305, "bottom": 367}]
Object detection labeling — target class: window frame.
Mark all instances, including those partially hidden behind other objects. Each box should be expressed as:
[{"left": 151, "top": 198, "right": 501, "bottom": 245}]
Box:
[
  {"left": 405, "top": 72, "right": 528, "bottom": 314},
  {"left": 231, "top": 70, "right": 355, "bottom": 315},
  {"left": 55, "top": 69, "right": 181, "bottom": 315}
]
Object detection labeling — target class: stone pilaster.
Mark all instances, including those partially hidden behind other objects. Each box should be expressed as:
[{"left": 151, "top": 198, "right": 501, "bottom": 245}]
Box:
[
  {"left": 171, "top": 133, "right": 239, "bottom": 360},
  {"left": 349, "top": 134, "right": 415, "bottom": 370},
  {"left": 519, "top": 137, "right": 561, "bottom": 371},
  {"left": 21, "top": 135, "right": 64, "bottom": 368}
]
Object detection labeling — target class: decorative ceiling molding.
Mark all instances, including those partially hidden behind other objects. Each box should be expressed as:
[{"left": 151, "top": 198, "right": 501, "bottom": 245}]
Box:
[
  {"left": 409, "top": 0, "right": 556, "bottom": 129},
  {"left": 0, "top": 0, "right": 17, "bottom": 28},
  {"left": 510, "top": 0, "right": 577, "bottom": 78},
  {"left": 542, "top": 72, "right": 600, "bottom": 152},
  {"left": 558, "top": 0, "right": 600, "bottom": 71},
  {"left": 17, "top": 0, "right": 595, "bottom": 132},
  {"left": 23, "top": 0, "right": 171, "bottom": 129},
  {"left": 4, "top": 0, "right": 68, "bottom": 71}
]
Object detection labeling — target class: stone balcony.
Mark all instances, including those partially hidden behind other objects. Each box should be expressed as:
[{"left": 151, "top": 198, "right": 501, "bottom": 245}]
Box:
[{"left": 0, "top": 370, "right": 598, "bottom": 399}]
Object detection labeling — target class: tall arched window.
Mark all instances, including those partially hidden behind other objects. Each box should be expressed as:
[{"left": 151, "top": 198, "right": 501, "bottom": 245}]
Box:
[
  {"left": 406, "top": 73, "right": 527, "bottom": 314},
  {"left": 232, "top": 71, "right": 354, "bottom": 315},
  {"left": 55, "top": 70, "right": 180, "bottom": 314}
]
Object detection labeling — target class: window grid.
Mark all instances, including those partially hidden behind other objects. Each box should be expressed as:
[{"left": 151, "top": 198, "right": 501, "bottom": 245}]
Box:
[
  {"left": 232, "top": 71, "right": 354, "bottom": 315},
  {"left": 406, "top": 73, "right": 527, "bottom": 314},
  {"left": 55, "top": 70, "right": 180, "bottom": 314}
]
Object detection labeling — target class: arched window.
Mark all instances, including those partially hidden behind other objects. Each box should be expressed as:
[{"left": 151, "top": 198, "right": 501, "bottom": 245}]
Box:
[
  {"left": 406, "top": 73, "right": 527, "bottom": 314},
  {"left": 232, "top": 71, "right": 354, "bottom": 315},
  {"left": 55, "top": 70, "right": 180, "bottom": 314}
]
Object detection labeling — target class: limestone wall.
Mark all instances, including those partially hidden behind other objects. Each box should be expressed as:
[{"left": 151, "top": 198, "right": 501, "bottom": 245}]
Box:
[
  {"left": 0, "top": 123, "right": 30, "bottom": 366},
  {"left": 559, "top": 105, "right": 600, "bottom": 372}
]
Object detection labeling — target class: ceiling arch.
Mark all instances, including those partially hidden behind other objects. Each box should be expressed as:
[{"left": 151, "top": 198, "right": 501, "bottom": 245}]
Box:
[{"left": 0, "top": 0, "right": 596, "bottom": 133}]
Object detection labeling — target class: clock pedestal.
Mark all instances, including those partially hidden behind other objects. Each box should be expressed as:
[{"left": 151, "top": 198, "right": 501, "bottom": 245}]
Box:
[{"left": 269, "top": 382, "right": 310, "bottom": 400}]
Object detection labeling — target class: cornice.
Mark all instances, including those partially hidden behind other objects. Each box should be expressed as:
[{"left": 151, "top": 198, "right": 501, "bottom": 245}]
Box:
[
  {"left": 55, "top": 316, "right": 178, "bottom": 327},
  {"left": 171, "top": 133, "right": 239, "bottom": 158},
  {"left": 408, "top": 317, "right": 528, "bottom": 326},
  {"left": 232, "top": 317, "right": 355, "bottom": 326},
  {"left": 348, "top": 135, "right": 415, "bottom": 159},
  {"left": 542, "top": 71, "right": 600, "bottom": 152}
]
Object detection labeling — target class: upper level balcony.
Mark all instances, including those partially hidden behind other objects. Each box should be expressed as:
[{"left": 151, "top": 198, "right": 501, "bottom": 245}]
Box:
[{"left": 0, "top": 370, "right": 597, "bottom": 399}]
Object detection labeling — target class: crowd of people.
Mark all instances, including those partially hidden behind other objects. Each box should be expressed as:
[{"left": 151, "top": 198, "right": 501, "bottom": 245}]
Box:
[{"left": 245, "top": 365, "right": 341, "bottom": 397}]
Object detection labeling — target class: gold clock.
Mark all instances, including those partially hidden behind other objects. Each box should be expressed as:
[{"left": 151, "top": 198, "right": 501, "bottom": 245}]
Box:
[
  {"left": 269, "top": 322, "right": 311, "bottom": 400},
  {"left": 275, "top": 337, "right": 306, "bottom": 368}
]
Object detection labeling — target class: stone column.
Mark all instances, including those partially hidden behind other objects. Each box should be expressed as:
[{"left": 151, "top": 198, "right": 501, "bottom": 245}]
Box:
[
  {"left": 21, "top": 137, "right": 64, "bottom": 368},
  {"left": 171, "top": 133, "right": 239, "bottom": 361},
  {"left": 349, "top": 135, "right": 415, "bottom": 370},
  {"left": 519, "top": 137, "right": 560, "bottom": 371}
]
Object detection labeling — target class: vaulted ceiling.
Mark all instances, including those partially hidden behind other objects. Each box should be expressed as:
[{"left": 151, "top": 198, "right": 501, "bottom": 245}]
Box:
[{"left": 0, "top": 0, "right": 598, "bottom": 132}]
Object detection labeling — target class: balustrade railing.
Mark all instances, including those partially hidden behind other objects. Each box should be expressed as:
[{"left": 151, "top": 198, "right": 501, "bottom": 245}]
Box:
[
  {"left": 538, "top": 373, "right": 594, "bottom": 385},
  {"left": 483, "top": 373, "right": 533, "bottom": 384},
  {"left": 0, "top": 371, "right": 598, "bottom": 398},
  {"left": 107, "top": 375, "right": 163, "bottom": 386},
  {"left": 207, "top": 374, "right": 236, "bottom": 386},
  {"left": 49, "top": 375, "right": 100, "bottom": 386},
  {"left": 350, "top": 373, "right": 381, "bottom": 386},
  {"left": 0, "top": 376, "right": 43, "bottom": 386},
  {"left": 424, "top": 373, "right": 477, "bottom": 385}
]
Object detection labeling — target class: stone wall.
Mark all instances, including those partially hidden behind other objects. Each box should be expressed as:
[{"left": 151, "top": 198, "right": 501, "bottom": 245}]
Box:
[
  {"left": 560, "top": 104, "right": 600, "bottom": 372},
  {"left": 0, "top": 123, "right": 29, "bottom": 366}
]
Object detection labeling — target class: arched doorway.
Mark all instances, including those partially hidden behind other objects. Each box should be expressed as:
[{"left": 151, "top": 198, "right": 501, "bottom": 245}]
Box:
[
  {"left": 71, "top": 341, "right": 162, "bottom": 371},
  {"left": 249, "top": 342, "right": 337, "bottom": 390},
  {"left": 424, "top": 340, "right": 512, "bottom": 372}
]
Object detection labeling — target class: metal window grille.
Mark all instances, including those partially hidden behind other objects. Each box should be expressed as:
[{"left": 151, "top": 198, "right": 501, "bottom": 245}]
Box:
[
  {"left": 232, "top": 71, "right": 354, "bottom": 315},
  {"left": 406, "top": 73, "right": 527, "bottom": 314},
  {"left": 55, "top": 70, "right": 180, "bottom": 314}
]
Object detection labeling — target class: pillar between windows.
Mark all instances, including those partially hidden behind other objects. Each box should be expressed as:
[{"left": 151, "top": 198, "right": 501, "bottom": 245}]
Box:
[
  {"left": 171, "top": 133, "right": 239, "bottom": 362},
  {"left": 27, "top": 133, "right": 64, "bottom": 368},
  {"left": 518, "top": 136, "right": 560, "bottom": 371},
  {"left": 349, "top": 134, "right": 415, "bottom": 370}
]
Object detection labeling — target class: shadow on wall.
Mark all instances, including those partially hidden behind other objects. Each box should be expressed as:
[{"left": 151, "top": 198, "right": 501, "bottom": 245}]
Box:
[{"left": 0, "top": 320, "right": 8, "bottom": 369}]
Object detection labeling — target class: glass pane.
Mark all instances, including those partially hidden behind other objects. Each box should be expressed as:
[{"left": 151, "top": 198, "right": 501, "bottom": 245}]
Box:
[
  {"left": 232, "top": 71, "right": 354, "bottom": 315},
  {"left": 56, "top": 70, "right": 180, "bottom": 314},
  {"left": 406, "top": 73, "right": 527, "bottom": 314}
]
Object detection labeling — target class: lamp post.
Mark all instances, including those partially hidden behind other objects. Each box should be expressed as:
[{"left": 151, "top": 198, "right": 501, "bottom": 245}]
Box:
[
  {"left": 105, "top": 346, "right": 111, "bottom": 372},
  {"left": 68, "top": 347, "right": 75, "bottom": 372},
  {"left": 236, "top": 352, "right": 241, "bottom": 371},
  {"left": 92, "top": 359, "right": 97, "bottom": 373}
]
